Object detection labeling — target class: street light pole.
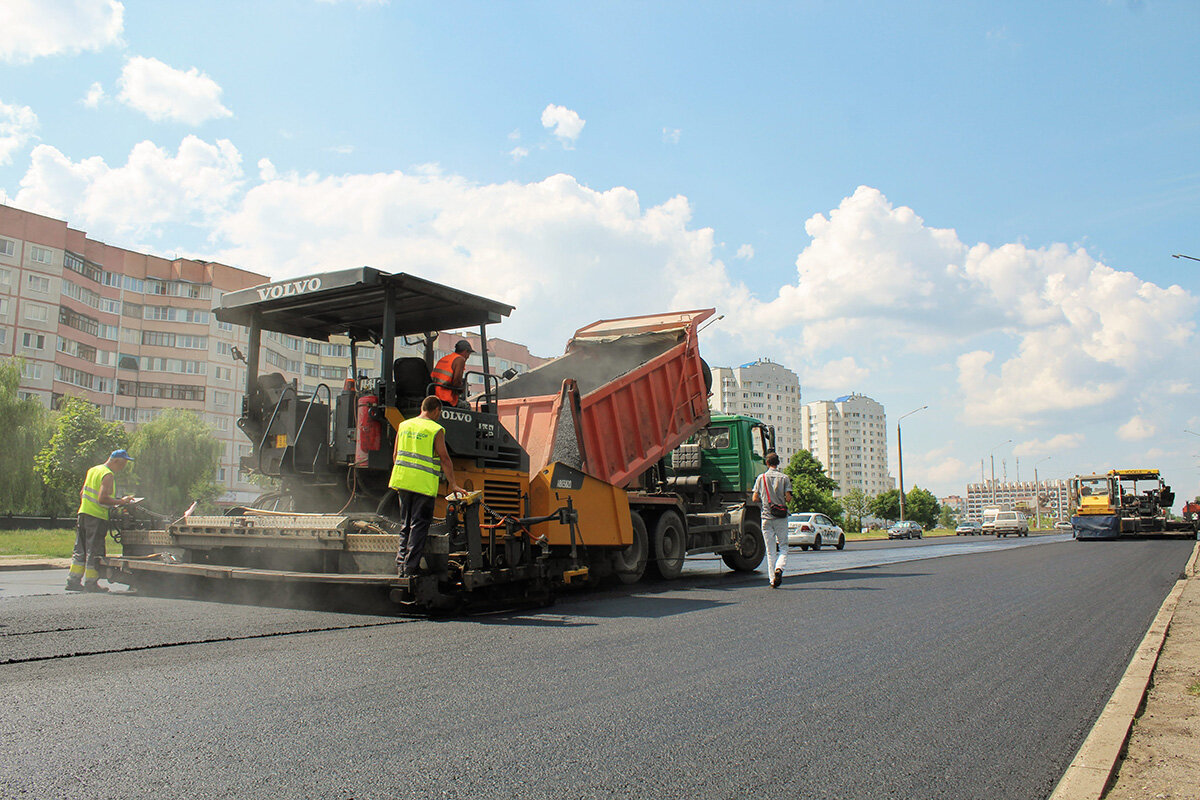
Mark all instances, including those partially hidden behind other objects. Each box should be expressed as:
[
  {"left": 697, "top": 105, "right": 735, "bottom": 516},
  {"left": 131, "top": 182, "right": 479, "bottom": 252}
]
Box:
[
  {"left": 987, "top": 439, "right": 1013, "bottom": 509},
  {"left": 1034, "top": 456, "right": 1051, "bottom": 529},
  {"left": 897, "top": 405, "right": 928, "bottom": 522}
]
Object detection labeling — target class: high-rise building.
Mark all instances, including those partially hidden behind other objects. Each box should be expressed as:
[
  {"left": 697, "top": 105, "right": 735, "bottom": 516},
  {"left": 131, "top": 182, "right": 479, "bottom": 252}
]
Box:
[
  {"left": 708, "top": 359, "right": 802, "bottom": 460},
  {"left": 0, "top": 204, "right": 546, "bottom": 508},
  {"left": 800, "top": 393, "right": 893, "bottom": 497}
]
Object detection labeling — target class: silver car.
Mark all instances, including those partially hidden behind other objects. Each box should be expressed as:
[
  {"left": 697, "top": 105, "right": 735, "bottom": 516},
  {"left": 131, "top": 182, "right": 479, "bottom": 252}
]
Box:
[{"left": 787, "top": 513, "right": 845, "bottom": 551}]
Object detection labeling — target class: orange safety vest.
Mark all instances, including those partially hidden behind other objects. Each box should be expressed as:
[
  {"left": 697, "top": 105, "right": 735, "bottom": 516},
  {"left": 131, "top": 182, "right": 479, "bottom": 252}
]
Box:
[{"left": 431, "top": 352, "right": 465, "bottom": 404}]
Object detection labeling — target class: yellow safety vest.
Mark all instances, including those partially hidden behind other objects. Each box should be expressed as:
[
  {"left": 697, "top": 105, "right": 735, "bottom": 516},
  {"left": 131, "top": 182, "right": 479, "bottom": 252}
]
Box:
[
  {"left": 78, "top": 464, "right": 113, "bottom": 520},
  {"left": 388, "top": 417, "right": 444, "bottom": 496}
]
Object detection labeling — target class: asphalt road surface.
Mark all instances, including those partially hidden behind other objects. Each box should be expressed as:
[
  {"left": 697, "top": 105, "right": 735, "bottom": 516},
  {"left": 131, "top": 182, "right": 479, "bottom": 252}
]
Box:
[{"left": 1, "top": 535, "right": 1192, "bottom": 799}]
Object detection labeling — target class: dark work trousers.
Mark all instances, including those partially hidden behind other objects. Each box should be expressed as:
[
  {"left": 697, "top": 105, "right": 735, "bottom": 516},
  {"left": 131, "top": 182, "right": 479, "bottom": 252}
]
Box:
[
  {"left": 69, "top": 513, "right": 108, "bottom": 585},
  {"left": 396, "top": 490, "right": 436, "bottom": 576}
]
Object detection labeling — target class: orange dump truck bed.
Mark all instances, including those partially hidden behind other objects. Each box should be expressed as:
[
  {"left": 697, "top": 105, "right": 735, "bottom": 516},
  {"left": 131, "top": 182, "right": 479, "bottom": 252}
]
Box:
[{"left": 497, "top": 310, "right": 714, "bottom": 489}]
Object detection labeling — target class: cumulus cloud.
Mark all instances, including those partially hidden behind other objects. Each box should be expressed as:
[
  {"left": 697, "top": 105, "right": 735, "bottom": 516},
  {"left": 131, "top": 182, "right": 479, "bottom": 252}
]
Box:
[
  {"left": 1014, "top": 433, "right": 1084, "bottom": 457},
  {"left": 13, "top": 135, "right": 243, "bottom": 240},
  {"left": 1118, "top": 415, "right": 1156, "bottom": 441},
  {"left": 541, "top": 104, "right": 585, "bottom": 148},
  {"left": 82, "top": 82, "right": 106, "bottom": 108},
  {"left": 211, "top": 169, "right": 721, "bottom": 347},
  {"left": 662, "top": 128, "right": 681, "bottom": 144},
  {"left": 509, "top": 146, "right": 529, "bottom": 162},
  {"left": 117, "top": 56, "right": 233, "bottom": 124},
  {"left": 0, "top": 0, "right": 124, "bottom": 63},
  {"left": 0, "top": 100, "right": 38, "bottom": 165},
  {"left": 736, "top": 244, "right": 754, "bottom": 260},
  {"left": 673, "top": 185, "right": 1197, "bottom": 428}
]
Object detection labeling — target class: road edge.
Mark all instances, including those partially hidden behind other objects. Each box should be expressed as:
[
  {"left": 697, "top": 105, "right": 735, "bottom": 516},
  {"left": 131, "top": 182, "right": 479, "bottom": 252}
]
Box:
[{"left": 1048, "top": 539, "right": 1200, "bottom": 800}]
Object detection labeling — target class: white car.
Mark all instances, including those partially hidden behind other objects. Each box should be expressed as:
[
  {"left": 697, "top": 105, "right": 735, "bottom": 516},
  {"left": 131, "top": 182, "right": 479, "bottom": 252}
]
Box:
[{"left": 787, "top": 513, "right": 845, "bottom": 551}]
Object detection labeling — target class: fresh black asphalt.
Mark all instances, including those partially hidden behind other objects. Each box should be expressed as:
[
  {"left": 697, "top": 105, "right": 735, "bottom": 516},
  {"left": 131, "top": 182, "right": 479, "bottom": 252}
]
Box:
[{"left": 0, "top": 537, "right": 1192, "bottom": 799}]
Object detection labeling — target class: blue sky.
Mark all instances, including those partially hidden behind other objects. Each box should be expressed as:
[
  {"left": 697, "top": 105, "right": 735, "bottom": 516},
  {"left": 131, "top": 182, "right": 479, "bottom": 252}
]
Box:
[{"left": 2, "top": 0, "right": 1199, "bottom": 499}]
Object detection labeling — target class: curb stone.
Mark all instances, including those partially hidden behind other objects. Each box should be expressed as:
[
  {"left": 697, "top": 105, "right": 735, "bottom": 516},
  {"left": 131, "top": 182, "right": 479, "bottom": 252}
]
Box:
[{"left": 1048, "top": 540, "right": 1200, "bottom": 800}]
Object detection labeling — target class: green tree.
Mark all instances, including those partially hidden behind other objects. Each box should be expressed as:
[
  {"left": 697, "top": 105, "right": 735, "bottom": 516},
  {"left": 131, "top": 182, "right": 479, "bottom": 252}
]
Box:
[
  {"left": 0, "top": 358, "right": 52, "bottom": 513},
  {"left": 905, "top": 487, "right": 940, "bottom": 529},
  {"left": 839, "top": 488, "right": 869, "bottom": 533},
  {"left": 938, "top": 504, "right": 957, "bottom": 530},
  {"left": 34, "top": 396, "right": 129, "bottom": 516},
  {"left": 783, "top": 449, "right": 842, "bottom": 524},
  {"left": 129, "top": 409, "right": 223, "bottom": 516},
  {"left": 869, "top": 488, "right": 901, "bottom": 522}
]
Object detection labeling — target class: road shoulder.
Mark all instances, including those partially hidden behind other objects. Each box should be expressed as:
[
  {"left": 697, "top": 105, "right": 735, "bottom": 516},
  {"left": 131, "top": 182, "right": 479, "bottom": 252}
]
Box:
[{"left": 1051, "top": 541, "right": 1200, "bottom": 800}]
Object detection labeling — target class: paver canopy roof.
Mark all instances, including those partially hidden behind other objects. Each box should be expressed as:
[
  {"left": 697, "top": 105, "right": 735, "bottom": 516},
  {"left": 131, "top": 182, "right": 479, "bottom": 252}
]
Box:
[{"left": 215, "top": 267, "right": 514, "bottom": 342}]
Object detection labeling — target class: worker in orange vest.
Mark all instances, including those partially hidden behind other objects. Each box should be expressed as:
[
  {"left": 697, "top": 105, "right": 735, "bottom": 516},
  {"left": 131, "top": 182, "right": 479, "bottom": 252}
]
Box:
[{"left": 431, "top": 339, "right": 472, "bottom": 407}]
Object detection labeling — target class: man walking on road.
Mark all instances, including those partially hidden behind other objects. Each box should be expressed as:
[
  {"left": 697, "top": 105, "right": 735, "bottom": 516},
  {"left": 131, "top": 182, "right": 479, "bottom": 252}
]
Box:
[
  {"left": 752, "top": 451, "right": 793, "bottom": 588},
  {"left": 389, "top": 396, "right": 463, "bottom": 577},
  {"left": 68, "top": 449, "right": 135, "bottom": 593}
]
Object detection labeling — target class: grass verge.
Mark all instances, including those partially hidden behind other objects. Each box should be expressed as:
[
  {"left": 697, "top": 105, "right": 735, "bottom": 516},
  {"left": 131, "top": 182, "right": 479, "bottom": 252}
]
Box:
[{"left": 0, "top": 529, "right": 123, "bottom": 559}]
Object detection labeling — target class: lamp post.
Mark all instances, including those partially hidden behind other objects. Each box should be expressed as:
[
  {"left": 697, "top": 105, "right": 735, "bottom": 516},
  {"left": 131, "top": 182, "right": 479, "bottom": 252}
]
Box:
[
  {"left": 896, "top": 405, "right": 927, "bottom": 522},
  {"left": 1034, "top": 456, "right": 1051, "bottom": 529},
  {"left": 1172, "top": 254, "right": 1200, "bottom": 263},
  {"left": 988, "top": 438, "right": 1013, "bottom": 508}
]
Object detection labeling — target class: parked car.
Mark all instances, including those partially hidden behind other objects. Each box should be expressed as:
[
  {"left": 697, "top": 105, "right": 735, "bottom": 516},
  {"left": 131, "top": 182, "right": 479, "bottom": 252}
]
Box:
[
  {"left": 887, "top": 521, "right": 924, "bottom": 540},
  {"left": 993, "top": 510, "right": 1029, "bottom": 537},
  {"left": 1054, "top": 519, "right": 1073, "bottom": 531},
  {"left": 955, "top": 521, "right": 983, "bottom": 536},
  {"left": 787, "top": 513, "right": 845, "bottom": 551}
]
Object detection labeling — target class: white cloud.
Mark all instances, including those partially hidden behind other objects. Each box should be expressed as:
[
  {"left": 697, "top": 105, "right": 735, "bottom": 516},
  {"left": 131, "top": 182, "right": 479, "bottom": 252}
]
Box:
[
  {"left": 1013, "top": 434, "right": 1084, "bottom": 457},
  {"left": 0, "top": 100, "right": 38, "bottom": 165},
  {"left": 210, "top": 170, "right": 720, "bottom": 348},
  {"left": 662, "top": 127, "right": 681, "bottom": 145},
  {"left": 541, "top": 104, "right": 585, "bottom": 148},
  {"left": 736, "top": 244, "right": 754, "bottom": 260},
  {"left": 801, "top": 356, "right": 870, "bottom": 396},
  {"left": 509, "top": 146, "right": 529, "bottom": 162},
  {"left": 257, "top": 158, "right": 277, "bottom": 181},
  {"left": 0, "top": 0, "right": 124, "bottom": 63},
  {"left": 327, "top": 144, "right": 354, "bottom": 155},
  {"left": 671, "top": 185, "right": 1197, "bottom": 428},
  {"left": 82, "top": 82, "right": 106, "bottom": 108},
  {"left": 1118, "top": 415, "right": 1156, "bottom": 441},
  {"left": 117, "top": 56, "right": 233, "bottom": 125},
  {"left": 13, "top": 135, "right": 243, "bottom": 240}
]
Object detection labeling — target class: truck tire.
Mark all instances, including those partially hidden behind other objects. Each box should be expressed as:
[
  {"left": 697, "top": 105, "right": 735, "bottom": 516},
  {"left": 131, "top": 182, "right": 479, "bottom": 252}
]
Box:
[
  {"left": 652, "top": 510, "right": 686, "bottom": 580},
  {"left": 722, "top": 519, "right": 766, "bottom": 572},
  {"left": 613, "top": 512, "right": 649, "bottom": 584}
]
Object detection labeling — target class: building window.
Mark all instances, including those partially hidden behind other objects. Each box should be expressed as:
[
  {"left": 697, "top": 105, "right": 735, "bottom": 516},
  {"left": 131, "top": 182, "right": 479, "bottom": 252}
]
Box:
[
  {"left": 0, "top": 238, "right": 14, "bottom": 258},
  {"left": 22, "top": 332, "right": 46, "bottom": 350},
  {"left": 27, "top": 274, "right": 51, "bottom": 294},
  {"left": 24, "top": 302, "right": 49, "bottom": 322},
  {"left": 29, "top": 246, "right": 52, "bottom": 265},
  {"left": 0, "top": 267, "right": 10, "bottom": 286},
  {"left": 20, "top": 362, "right": 43, "bottom": 380}
]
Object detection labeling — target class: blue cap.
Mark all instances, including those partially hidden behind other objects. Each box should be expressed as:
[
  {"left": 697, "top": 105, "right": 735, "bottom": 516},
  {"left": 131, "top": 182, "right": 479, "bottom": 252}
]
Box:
[{"left": 110, "top": 449, "right": 134, "bottom": 461}]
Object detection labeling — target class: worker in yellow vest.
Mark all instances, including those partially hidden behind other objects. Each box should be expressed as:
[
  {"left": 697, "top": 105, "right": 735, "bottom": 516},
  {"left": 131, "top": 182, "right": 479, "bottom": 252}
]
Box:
[
  {"left": 67, "top": 449, "right": 135, "bottom": 592},
  {"left": 430, "top": 339, "right": 472, "bottom": 407},
  {"left": 389, "top": 396, "right": 463, "bottom": 577}
]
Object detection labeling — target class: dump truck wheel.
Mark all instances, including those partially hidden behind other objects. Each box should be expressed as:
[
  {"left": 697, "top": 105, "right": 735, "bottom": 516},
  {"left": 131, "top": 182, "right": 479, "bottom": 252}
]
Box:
[
  {"left": 722, "top": 519, "right": 765, "bottom": 572},
  {"left": 652, "top": 510, "right": 686, "bottom": 580},
  {"left": 614, "top": 512, "right": 649, "bottom": 584}
]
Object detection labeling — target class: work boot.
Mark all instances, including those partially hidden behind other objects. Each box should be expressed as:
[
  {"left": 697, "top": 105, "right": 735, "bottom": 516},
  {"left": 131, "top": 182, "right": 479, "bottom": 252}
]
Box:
[
  {"left": 82, "top": 582, "right": 109, "bottom": 593},
  {"left": 65, "top": 579, "right": 84, "bottom": 592}
]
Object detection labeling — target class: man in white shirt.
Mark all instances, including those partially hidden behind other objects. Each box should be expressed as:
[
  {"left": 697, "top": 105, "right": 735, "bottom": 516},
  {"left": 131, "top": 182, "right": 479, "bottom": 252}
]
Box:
[{"left": 752, "top": 451, "right": 793, "bottom": 588}]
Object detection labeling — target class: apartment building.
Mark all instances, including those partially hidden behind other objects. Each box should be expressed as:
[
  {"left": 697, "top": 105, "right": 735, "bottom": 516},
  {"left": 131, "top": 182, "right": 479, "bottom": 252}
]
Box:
[
  {"left": 965, "top": 480, "right": 1070, "bottom": 523},
  {"left": 0, "top": 204, "right": 545, "bottom": 508},
  {"left": 708, "top": 359, "right": 802, "bottom": 460},
  {"left": 800, "top": 393, "right": 893, "bottom": 497}
]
